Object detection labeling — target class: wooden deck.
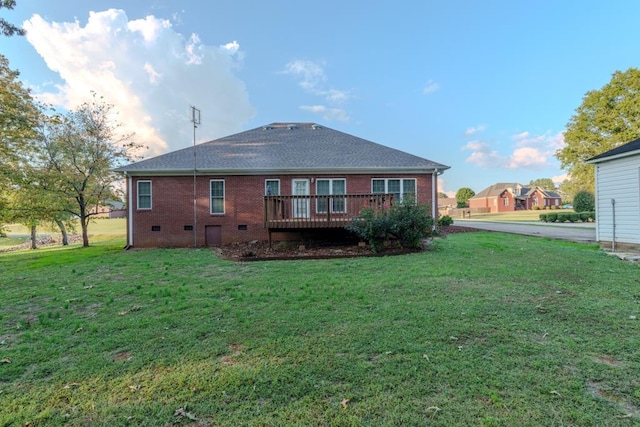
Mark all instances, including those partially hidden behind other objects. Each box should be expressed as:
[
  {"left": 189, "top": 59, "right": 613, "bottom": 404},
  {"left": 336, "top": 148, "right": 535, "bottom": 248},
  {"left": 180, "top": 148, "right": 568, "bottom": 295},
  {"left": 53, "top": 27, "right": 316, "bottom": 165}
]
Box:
[{"left": 264, "top": 194, "right": 394, "bottom": 229}]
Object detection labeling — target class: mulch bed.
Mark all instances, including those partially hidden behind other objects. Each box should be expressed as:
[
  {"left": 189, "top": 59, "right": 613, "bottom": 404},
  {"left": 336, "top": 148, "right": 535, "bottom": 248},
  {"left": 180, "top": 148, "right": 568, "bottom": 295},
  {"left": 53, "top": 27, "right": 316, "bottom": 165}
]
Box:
[{"left": 219, "top": 225, "right": 480, "bottom": 261}]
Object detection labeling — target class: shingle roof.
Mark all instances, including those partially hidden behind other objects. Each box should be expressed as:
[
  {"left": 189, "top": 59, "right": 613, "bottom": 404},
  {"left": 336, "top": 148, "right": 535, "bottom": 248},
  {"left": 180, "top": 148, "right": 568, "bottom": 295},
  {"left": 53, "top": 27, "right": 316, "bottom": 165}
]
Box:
[
  {"left": 116, "top": 122, "right": 449, "bottom": 174},
  {"left": 586, "top": 137, "right": 640, "bottom": 163},
  {"left": 471, "top": 183, "right": 518, "bottom": 198}
]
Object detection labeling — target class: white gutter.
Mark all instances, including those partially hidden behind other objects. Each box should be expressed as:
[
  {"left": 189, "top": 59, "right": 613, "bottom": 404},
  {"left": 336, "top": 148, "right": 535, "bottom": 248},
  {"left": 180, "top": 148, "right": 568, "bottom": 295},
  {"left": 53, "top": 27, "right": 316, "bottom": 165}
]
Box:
[
  {"left": 432, "top": 169, "right": 441, "bottom": 228},
  {"left": 127, "top": 173, "right": 134, "bottom": 247}
]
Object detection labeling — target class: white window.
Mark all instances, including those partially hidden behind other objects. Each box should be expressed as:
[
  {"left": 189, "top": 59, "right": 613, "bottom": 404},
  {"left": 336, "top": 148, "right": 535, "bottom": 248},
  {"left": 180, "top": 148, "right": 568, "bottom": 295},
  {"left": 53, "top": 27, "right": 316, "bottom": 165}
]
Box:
[
  {"left": 316, "top": 179, "right": 346, "bottom": 213},
  {"left": 137, "top": 180, "right": 152, "bottom": 210},
  {"left": 265, "top": 179, "right": 280, "bottom": 196},
  {"left": 503, "top": 197, "right": 509, "bottom": 206},
  {"left": 371, "top": 178, "right": 416, "bottom": 202},
  {"left": 210, "top": 180, "right": 225, "bottom": 214}
]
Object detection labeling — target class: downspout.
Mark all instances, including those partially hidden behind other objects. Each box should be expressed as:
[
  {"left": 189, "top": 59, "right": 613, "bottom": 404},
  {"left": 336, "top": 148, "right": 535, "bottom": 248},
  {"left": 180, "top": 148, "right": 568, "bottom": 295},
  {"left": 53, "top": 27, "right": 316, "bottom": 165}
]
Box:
[
  {"left": 127, "top": 173, "right": 134, "bottom": 248},
  {"left": 611, "top": 198, "right": 616, "bottom": 252},
  {"left": 432, "top": 169, "right": 440, "bottom": 230}
]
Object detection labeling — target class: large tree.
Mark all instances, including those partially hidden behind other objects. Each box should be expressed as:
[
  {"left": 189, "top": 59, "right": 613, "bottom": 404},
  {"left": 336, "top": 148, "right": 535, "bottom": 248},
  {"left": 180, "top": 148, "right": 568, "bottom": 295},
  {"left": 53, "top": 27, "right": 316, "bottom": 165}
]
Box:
[
  {"left": 556, "top": 68, "right": 640, "bottom": 195},
  {"left": 529, "top": 178, "right": 556, "bottom": 192},
  {"left": 455, "top": 187, "right": 475, "bottom": 208},
  {"left": 0, "top": 0, "right": 25, "bottom": 36},
  {"left": 36, "top": 94, "right": 142, "bottom": 247}
]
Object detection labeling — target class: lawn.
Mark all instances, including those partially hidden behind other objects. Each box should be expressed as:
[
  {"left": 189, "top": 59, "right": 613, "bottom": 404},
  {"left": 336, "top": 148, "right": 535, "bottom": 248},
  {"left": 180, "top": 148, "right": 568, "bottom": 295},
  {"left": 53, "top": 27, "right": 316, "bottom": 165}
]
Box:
[
  {"left": 458, "top": 210, "right": 573, "bottom": 222},
  {"left": 1, "top": 232, "right": 639, "bottom": 426}
]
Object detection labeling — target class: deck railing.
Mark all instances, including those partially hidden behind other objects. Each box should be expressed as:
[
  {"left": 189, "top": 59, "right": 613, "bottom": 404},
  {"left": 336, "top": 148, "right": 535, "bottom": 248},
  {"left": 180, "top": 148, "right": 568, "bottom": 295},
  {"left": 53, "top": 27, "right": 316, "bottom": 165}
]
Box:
[{"left": 264, "top": 193, "right": 395, "bottom": 229}]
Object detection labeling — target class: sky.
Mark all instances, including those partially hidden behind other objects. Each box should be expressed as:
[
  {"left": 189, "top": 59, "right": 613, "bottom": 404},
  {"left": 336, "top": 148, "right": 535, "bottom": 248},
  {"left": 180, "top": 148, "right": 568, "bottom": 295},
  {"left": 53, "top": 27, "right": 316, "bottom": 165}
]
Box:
[{"left": 3, "top": 1, "right": 640, "bottom": 196}]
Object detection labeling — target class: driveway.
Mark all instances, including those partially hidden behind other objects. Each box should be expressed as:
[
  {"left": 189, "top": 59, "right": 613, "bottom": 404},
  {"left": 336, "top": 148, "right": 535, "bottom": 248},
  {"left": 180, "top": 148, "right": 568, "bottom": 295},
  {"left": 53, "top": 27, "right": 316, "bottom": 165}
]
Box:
[{"left": 454, "top": 219, "right": 596, "bottom": 244}]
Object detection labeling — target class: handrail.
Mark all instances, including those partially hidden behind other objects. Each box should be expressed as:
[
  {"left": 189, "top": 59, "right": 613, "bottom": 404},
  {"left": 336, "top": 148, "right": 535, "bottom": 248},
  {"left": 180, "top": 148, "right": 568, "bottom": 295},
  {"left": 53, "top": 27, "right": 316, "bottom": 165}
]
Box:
[{"left": 264, "top": 193, "right": 394, "bottom": 229}]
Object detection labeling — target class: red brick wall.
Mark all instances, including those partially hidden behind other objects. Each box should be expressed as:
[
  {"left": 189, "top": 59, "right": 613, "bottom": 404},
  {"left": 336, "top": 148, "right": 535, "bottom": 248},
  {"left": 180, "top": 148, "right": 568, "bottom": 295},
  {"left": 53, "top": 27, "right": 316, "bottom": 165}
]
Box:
[{"left": 129, "top": 173, "right": 434, "bottom": 247}]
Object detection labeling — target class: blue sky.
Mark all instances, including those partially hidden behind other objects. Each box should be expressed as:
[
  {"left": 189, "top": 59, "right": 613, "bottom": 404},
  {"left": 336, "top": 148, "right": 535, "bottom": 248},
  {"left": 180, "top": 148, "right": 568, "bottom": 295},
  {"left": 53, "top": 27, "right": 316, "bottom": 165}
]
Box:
[{"left": 3, "top": 1, "right": 640, "bottom": 195}]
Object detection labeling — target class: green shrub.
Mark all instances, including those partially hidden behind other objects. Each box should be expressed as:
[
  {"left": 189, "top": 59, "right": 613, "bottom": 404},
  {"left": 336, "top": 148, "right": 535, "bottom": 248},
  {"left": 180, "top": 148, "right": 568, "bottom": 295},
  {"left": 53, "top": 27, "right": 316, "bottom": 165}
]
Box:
[
  {"left": 348, "top": 201, "right": 434, "bottom": 252},
  {"left": 573, "top": 191, "right": 595, "bottom": 212},
  {"left": 567, "top": 213, "right": 580, "bottom": 223},
  {"left": 556, "top": 212, "right": 568, "bottom": 223},
  {"left": 437, "top": 215, "right": 453, "bottom": 227},
  {"left": 546, "top": 213, "right": 558, "bottom": 223},
  {"left": 539, "top": 213, "right": 547, "bottom": 222},
  {"left": 579, "top": 212, "right": 590, "bottom": 222}
]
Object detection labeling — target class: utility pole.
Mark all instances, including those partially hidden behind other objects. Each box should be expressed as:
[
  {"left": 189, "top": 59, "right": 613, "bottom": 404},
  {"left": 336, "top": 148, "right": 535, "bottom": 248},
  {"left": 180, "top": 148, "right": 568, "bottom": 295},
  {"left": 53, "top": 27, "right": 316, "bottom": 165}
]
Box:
[{"left": 191, "top": 106, "right": 200, "bottom": 247}]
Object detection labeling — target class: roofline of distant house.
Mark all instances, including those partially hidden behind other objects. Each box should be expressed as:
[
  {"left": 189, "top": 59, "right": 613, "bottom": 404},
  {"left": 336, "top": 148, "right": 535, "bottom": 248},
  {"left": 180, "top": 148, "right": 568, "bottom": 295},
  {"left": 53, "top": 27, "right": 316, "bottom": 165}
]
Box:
[
  {"left": 585, "top": 148, "right": 640, "bottom": 164},
  {"left": 115, "top": 166, "right": 451, "bottom": 176}
]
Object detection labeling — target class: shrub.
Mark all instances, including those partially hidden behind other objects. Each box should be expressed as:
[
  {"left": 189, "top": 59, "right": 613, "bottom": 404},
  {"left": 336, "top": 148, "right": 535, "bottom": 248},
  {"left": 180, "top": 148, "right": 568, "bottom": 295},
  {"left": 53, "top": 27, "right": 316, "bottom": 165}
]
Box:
[
  {"left": 348, "top": 201, "right": 434, "bottom": 252},
  {"left": 579, "top": 212, "right": 590, "bottom": 222},
  {"left": 556, "top": 212, "right": 568, "bottom": 223},
  {"left": 539, "top": 213, "right": 547, "bottom": 222},
  {"left": 567, "top": 213, "right": 580, "bottom": 223},
  {"left": 573, "top": 191, "right": 595, "bottom": 212},
  {"left": 437, "top": 215, "right": 453, "bottom": 227},
  {"left": 546, "top": 213, "right": 558, "bottom": 223}
]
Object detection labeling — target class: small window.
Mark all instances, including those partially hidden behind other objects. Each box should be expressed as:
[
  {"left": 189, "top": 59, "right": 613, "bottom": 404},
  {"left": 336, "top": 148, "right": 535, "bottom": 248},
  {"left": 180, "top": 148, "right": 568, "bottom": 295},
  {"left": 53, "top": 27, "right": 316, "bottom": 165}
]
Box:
[
  {"left": 184, "top": 225, "right": 193, "bottom": 231},
  {"left": 210, "top": 180, "right": 225, "bottom": 214},
  {"left": 238, "top": 225, "right": 248, "bottom": 230},
  {"left": 265, "top": 179, "right": 280, "bottom": 196},
  {"left": 137, "top": 180, "right": 152, "bottom": 210},
  {"left": 151, "top": 225, "right": 161, "bottom": 231},
  {"left": 503, "top": 198, "right": 509, "bottom": 206},
  {"left": 316, "top": 178, "right": 346, "bottom": 213}
]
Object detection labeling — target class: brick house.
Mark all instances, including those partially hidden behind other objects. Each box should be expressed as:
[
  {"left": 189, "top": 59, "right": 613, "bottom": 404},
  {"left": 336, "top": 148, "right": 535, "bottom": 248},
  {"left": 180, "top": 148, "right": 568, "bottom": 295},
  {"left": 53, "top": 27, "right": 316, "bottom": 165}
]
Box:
[
  {"left": 468, "top": 183, "right": 562, "bottom": 213},
  {"left": 116, "top": 123, "right": 450, "bottom": 247}
]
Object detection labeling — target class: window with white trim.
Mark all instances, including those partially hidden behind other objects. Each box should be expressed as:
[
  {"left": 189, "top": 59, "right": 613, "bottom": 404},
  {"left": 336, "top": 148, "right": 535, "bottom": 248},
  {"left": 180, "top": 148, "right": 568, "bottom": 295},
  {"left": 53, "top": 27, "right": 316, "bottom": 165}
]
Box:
[
  {"left": 265, "top": 179, "right": 280, "bottom": 196},
  {"left": 137, "top": 180, "right": 152, "bottom": 210},
  {"left": 210, "top": 180, "right": 225, "bottom": 214},
  {"left": 503, "top": 197, "right": 509, "bottom": 206},
  {"left": 371, "top": 178, "right": 416, "bottom": 202},
  {"left": 316, "top": 178, "right": 346, "bottom": 213}
]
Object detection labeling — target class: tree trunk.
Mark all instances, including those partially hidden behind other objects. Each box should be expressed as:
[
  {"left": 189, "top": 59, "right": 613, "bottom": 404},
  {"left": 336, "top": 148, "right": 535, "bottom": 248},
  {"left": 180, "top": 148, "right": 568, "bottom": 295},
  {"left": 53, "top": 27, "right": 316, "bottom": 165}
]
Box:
[
  {"left": 81, "top": 215, "right": 89, "bottom": 247},
  {"left": 30, "top": 225, "right": 37, "bottom": 250},
  {"left": 56, "top": 219, "right": 69, "bottom": 245}
]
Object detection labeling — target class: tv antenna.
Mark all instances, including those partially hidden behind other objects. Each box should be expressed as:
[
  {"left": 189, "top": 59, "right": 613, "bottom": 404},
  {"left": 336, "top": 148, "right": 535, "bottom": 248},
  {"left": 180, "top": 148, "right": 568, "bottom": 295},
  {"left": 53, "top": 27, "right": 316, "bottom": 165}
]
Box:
[{"left": 191, "top": 106, "right": 201, "bottom": 247}]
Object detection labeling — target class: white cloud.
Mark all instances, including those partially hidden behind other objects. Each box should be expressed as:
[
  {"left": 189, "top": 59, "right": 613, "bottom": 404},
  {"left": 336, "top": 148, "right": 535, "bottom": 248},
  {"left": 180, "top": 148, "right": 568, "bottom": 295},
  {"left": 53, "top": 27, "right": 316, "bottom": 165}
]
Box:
[
  {"left": 300, "top": 105, "right": 349, "bottom": 122},
  {"left": 282, "top": 59, "right": 351, "bottom": 122},
  {"left": 463, "top": 130, "right": 563, "bottom": 170},
  {"left": 552, "top": 173, "right": 569, "bottom": 184},
  {"left": 24, "top": 9, "right": 255, "bottom": 156},
  {"left": 423, "top": 80, "right": 440, "bottom": 95},
  {"left": 463, "top": 125, "right": 486, "bottom": 137},
  {"left": 437, "top": 177, "right": 456, "bottom": 197}
]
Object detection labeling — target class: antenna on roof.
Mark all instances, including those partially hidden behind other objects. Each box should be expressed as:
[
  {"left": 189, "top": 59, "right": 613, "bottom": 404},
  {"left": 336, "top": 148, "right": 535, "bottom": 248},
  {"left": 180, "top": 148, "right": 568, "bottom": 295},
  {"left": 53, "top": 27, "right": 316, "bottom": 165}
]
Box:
[{"left": 191, "top": 106, "right": 201, "bottom": 247}]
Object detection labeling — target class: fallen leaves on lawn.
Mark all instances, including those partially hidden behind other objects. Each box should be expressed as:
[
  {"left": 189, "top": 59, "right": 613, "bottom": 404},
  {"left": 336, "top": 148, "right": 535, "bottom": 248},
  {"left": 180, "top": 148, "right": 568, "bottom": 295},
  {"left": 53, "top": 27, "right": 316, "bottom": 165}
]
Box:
[
  {"left": 174, "top": 407, "right": 197, "bottom": 421},
  {"left": 341, "top": 398, "right": 350, "bottom": 409},
  {"left": 1, "top": 358, "right": 11, "bottom": 364}
]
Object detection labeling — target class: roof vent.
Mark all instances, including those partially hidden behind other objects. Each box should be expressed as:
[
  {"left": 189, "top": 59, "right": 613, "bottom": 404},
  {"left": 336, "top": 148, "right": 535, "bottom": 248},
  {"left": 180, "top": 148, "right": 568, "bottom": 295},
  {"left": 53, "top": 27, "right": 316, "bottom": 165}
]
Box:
[
  {"left": 262, "top": 125, "right": 272, "bottom": 130},
  {"left": 287, "top": 124, "right": 297, "bottom": 130},
  {"left": 311, "top": 124, "right": 322, "bottom": 130}
]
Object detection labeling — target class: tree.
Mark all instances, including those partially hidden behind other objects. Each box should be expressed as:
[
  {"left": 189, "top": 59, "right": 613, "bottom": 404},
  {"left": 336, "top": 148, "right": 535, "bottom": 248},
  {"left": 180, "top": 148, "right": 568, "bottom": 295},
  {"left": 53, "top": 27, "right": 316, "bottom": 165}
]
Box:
[
  {"left": 35, "top": 94, "right": 142, "bottom": 247},
  {"left": 556, "top": 68, "right": 640, "bottom": 195},
  {"left": 529, "top": 178, "right": 556, "bottom": 192},
  {"left": 455, "top": 187, "right": 475, "bottom": 208},
  {"left": 437, "top": 192, "right": 448, "bottom": 198},
  {"left": 0, "top": 0, "right": 26, "bottom": 37},
  {"left": 573, "top": 190, "right": 595, "bottom": 213},
  {"left": 0, "top": 54, "right": 42, "bottom": 235}
]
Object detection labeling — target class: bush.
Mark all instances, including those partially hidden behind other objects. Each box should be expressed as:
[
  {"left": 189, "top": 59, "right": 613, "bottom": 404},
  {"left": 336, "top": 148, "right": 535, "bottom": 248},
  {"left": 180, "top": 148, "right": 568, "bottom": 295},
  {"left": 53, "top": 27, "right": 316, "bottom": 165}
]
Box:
[
  {"left": 437, "top": 215, "right": 453, "bottom": 227},
  {"left": 546, "top": 213, "right": 558, "bottom": 223},
  {"left": 556, "top": 212, "right": 568, "bottom": 223},
  {"left": 573, "top": 191, "right": 595, "bottom": 212},
  {"left": 348, "top": 201, "right": 434, "bottom": 252},
  {"left": 539, "top": 213, "right": 547, "bottom": 222},
  {"left": 579, "top": 212, "right": 590, "bottom": 222},
  {"left": 567, "top": 213, "right": 580, "bottom": 223}
]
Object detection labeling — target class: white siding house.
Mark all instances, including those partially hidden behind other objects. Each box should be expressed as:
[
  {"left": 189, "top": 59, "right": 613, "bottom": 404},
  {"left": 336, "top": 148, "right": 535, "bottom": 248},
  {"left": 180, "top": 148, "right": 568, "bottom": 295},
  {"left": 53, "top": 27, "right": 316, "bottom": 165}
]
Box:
[{"left": 586, "top": 138, "right": 640, "bottom": 251}]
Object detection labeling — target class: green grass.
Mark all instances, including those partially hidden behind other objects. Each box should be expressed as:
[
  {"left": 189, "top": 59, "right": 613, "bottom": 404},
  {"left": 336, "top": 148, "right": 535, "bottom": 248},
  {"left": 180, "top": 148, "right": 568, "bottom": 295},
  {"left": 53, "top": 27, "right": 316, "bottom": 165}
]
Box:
[
  {"left": 1, "top": 218, "right": 126, "bottom": 248},
  {"left": 460, "top": 210, "right": 574, "bottom": 222},
  {"left": 1, "top": 233, "right": 639, "bottom": 426}
]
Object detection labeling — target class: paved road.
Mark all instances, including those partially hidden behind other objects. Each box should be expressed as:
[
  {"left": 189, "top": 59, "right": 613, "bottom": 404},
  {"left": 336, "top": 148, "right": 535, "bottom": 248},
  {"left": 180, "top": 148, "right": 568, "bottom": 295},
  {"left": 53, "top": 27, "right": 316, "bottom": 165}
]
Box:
[{"left": 454, "top": 220, "right": 596, "bottom": 244}]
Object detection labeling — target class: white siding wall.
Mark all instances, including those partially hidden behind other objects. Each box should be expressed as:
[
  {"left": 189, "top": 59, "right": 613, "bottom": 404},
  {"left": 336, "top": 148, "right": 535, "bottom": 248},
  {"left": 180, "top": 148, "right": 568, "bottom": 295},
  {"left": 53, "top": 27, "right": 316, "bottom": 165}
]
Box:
[{"left": 595, "top": 154, "right": 640, "bottom": 245}]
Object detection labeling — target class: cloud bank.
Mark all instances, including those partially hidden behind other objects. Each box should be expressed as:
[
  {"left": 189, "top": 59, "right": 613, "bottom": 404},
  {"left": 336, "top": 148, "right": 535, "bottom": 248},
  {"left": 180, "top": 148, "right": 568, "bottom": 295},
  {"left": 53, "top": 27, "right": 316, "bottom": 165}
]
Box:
[
  {"left": 462, "top": 130, "right": 564, "bottom": 170},
  {"left": 24, "top": 9, "right": 255, "bottom": 156}
]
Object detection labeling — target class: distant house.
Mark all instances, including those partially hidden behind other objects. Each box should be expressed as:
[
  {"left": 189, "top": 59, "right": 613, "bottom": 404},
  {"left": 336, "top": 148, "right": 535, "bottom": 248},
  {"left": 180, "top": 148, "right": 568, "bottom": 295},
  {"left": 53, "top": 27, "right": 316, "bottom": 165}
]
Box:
[
  {"left": 89, "top": 200, "right": 126, "bottom": 219},
  {"left": 469, "top": 183, "right": 562, "bottom": 213},
  {"left": 586, "top": 137, "right": 640, "bottom": 251},
  {"left": 116, "top": 123, "right": 450, "bottom": 247},
  {"left": 437, "top": 197, "right": 457, "bottom": 215}
]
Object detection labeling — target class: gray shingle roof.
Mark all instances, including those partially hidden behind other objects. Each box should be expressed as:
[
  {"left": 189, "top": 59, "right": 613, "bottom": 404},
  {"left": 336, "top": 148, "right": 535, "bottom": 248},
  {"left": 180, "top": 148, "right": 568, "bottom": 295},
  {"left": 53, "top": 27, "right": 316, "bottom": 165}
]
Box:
[
  {"left": 586, "top": 137, "right": 640, "bottom": 163},
  {"left": 116, "top": 122, "right": 449, "bottom": 174}
]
